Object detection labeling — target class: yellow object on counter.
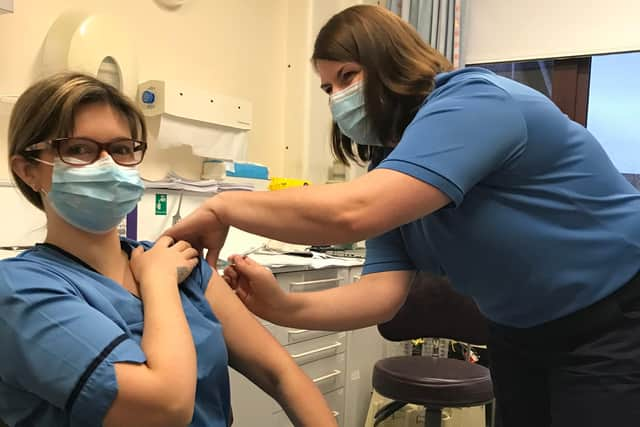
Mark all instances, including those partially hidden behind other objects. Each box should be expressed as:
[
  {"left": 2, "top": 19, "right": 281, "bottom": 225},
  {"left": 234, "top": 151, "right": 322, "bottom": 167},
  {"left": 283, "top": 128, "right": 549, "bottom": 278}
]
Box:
[{"left": 269, "top": 177, "right": 311, "bottom": 191}]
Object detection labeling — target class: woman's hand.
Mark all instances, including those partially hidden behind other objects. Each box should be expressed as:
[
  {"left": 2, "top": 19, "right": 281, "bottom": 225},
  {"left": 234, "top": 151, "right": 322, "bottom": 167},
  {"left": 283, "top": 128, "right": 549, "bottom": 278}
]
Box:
[
  {"left": 130, "top": 236, "right": 199, "bottom": 288},
  {"left": 223, "top": 255, "right": 296, "bottom": 321},
  {"left": 162, "top": 201, "right": 229, "bottom": 267}
]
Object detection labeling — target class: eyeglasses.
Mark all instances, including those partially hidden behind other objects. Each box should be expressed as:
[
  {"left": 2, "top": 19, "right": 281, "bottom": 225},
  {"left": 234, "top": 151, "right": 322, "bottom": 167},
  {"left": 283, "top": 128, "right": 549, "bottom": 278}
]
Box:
[{"left": 24, "top": 137, "right": 148, "bottom": 166}]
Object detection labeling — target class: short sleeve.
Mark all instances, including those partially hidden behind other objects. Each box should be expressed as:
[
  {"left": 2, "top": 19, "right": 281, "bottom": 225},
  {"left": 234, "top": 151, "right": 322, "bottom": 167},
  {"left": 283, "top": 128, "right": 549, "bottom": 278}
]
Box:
[
  {"left": 378, "top": 78, "right": 527, "bottom": 206},
  {"left": 195, "top": 257, "right": 214, "bottom": 293},
  {"left": 0, "top": 263, "right": 146, "bottom": 426},
  {"left": 362, "top": 228, "right": 414, "bottom": 274}
]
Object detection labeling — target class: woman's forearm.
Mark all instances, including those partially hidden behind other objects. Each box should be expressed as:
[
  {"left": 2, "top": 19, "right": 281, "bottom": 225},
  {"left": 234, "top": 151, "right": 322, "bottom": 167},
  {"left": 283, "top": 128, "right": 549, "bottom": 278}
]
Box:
[
  {"left": 273, "top": 370, "right": 338, "bottom": 427},
  {"left": 209, "top": 184, "right": 360, "bottom": 245},
  {"left": 207, "top": 169, "right": 450, "bottom": 246},
  {"left": 139, "top": 279, "right": 197, "bottom": 407},
  {"left": 268, "top": 274, "right": 412, "bottom": 331}
]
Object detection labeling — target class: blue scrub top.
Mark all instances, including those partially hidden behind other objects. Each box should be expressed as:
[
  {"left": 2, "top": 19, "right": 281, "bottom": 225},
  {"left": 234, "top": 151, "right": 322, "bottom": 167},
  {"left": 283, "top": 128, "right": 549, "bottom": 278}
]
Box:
[
  {"left": 0, "top": 238, "right": 230, "bottom": 426},
  {"left": 364, "top": 67, "right": 640, "bottom": 327}
]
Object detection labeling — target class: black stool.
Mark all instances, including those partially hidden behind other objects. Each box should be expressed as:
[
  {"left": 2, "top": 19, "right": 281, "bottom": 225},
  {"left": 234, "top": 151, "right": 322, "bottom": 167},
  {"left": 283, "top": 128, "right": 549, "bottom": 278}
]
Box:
[{"left": 372, "top": 272, "right": 494, "bottom": 427}]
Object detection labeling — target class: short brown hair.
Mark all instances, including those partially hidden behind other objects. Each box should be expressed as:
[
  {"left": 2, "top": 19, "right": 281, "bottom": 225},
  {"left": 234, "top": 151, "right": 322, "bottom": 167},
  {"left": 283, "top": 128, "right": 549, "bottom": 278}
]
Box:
[
  {"left": 8, "top": 72, "right": 147, "bottom": 209},
  {"left": 312, "top": 5, "right": 453, "bottom": 166}
]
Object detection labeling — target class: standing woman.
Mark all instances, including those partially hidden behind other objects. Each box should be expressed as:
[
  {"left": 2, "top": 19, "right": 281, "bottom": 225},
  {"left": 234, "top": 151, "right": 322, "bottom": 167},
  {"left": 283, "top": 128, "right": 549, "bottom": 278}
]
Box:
[{"left": 166, "top": 5, "right": 640, "bottom": 427}]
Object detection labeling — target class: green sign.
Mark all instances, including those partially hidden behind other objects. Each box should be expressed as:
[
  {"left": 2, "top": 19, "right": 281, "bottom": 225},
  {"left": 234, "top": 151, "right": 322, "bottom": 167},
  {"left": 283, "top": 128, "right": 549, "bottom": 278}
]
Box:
[{"left": 155, "top": 193, "right": 167, "bottom": 215}]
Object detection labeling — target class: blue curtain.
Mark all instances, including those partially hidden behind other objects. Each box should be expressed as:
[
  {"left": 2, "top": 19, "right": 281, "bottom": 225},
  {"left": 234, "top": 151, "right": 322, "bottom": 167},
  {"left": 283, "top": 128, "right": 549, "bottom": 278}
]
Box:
[{"left": 387, "top": 0, "right": 462, "bottom": 67}]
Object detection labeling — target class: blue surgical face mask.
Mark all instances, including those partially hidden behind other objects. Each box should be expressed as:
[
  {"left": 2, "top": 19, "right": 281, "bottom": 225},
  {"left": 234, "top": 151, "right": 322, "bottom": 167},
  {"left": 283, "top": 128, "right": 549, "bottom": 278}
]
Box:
[
  {"left": 329, "top": 80, "right": 383, "bottom": 146},
  {"left": 40, "top": 156, "right": 145, "bottom": 234}
]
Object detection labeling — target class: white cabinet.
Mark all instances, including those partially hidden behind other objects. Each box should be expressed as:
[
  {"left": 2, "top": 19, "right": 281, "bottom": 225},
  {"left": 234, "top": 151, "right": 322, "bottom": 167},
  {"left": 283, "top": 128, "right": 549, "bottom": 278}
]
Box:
[
  {"left": 0, "top": 0, "right": 13, "bottom": 14},
  {"left": 343, "top": 267, "right": 386, "bottom": 427},
  {"left": 229, "top": 265, "right": 385, "bottom": 427}
]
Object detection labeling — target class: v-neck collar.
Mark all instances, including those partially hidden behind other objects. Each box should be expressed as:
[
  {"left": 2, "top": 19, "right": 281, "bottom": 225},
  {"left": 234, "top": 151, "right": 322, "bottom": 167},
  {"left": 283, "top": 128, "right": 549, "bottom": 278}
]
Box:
[
  {"left": 36, "top": 239, "right": 133, "bottom": 274},
  {"left": 36, "top": 239, "right": 142, "bottom": 300}
]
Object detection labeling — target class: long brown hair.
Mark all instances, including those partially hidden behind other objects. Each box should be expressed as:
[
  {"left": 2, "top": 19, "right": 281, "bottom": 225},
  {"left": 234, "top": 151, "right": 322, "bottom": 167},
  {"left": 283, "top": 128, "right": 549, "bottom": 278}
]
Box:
[
  {"left": 8, "top": 72, "right": 147, "bottom": 209},
  {"left": 312, "top": 5, "right": 453, "bottom": 166}
]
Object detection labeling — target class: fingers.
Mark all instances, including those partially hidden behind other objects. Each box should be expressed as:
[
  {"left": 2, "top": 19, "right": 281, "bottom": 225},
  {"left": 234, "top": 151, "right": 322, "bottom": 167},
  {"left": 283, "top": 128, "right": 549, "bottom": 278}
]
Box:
[
  {"left": 235, "top": 285, "right": 249, "bottom": 302},
  {"left": 156, "top": 239, "right": 197, "bottom": 256},
  {"left": 171, "top": 240, "right": 190, "bottom": 251},
  {"left": 157, "top": 235, "right": 175, "bottom": 248},
  {"left": 223, "top": 265, "right": 238, "bottom": 281},
  {"left": 223, "top": 266, "right": 239, "bottom": 289},
  {"left": 184, "top": 247, "right": 199, "bottom": 260},
  {"left": 228, "top": 255, "right": 269, "bottom": 273},
  {"left": 188, "top": 257, "right": 199, "bottom": 270},
  {"left": 131, "top": 246, "right": 144, "bottom": 259},
  {"left": 227, "top": 254, "right": 250, "bottom": 266}
]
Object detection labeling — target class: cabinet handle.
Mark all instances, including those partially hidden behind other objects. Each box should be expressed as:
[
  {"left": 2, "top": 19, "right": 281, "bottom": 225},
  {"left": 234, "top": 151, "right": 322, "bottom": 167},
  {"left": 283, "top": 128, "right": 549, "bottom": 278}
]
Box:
[
  {"left": 291, "top": 342, "right": 342, "bottom": 359},
  {"left": 288, "top": 328, "right": 310, "bottom": 335},
  {"left": 289, "top": 277, "right": 343, "bottom": 287},
  {"left": 312, "top": 369, "right": 341, "bottom": 384},
  {"left": 332, "top": 411, "right": 340, "bottom": 418}
]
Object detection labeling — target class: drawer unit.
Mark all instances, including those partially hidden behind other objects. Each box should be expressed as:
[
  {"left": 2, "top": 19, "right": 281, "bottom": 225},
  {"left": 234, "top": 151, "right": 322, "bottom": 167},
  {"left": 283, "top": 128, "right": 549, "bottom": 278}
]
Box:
[
  {"left": 267, "top": 267, "right": 349, "bottom": 346},
  {"left": 229, "top": 265, "right": 376, "bottom": 427}
]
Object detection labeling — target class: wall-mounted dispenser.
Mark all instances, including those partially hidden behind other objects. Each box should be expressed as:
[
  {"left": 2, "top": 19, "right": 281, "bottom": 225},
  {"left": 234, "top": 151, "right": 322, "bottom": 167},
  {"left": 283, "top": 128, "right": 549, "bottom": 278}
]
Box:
[
  {"left": 138, "top": 80, "right": 252, "bottom": 160},
  {"left": 41, "top": 10, "right": 138, "bottom": 98}
]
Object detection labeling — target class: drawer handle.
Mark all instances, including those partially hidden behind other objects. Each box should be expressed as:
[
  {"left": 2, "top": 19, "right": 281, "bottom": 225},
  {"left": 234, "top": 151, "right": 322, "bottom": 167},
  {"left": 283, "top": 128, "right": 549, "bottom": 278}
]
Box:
[
  {"left": 332, "top": 411, "right": 340, "bottom": 418},
  {"left": 288, "top": 329, "right": 310, "bottom": 335},
  {"left": 291, "top": 342, "right": 342, "bottom": 359},
  {"left": 312, "top": 369, "right": 341, "bottom": 384},
  {"left": 289, "top": 277, "right": 343, "bottom": 287}
]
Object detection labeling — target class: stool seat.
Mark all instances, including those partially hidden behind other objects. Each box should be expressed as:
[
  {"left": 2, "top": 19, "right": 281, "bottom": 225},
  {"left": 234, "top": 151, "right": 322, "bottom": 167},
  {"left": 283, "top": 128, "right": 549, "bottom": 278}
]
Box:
[{"left": 372, "top": 356, "right": 493, "bottom": 409}]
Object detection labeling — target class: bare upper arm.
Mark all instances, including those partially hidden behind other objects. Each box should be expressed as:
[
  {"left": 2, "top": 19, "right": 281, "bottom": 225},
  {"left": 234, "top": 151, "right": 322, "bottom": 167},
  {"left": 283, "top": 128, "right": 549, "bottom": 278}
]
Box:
[
  {"left": 339, "top": 168, "right": 450, "bottom": 239},
  {"left": 204, "top": 272, "right": 296, "bottom": 391}
]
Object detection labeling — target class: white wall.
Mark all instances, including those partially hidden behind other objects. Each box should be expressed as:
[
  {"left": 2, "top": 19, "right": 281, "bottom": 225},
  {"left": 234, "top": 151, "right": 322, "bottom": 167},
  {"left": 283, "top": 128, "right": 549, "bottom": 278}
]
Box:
[
  {"left": 0, "top": 1, "right": 376, "bottom": 246},
  {"left": 463, "top": 0, "right": 640, "bottom": 65},
  {"left": 0, "top": 0, "right": 289, "bottom": 180},
  {"left": 287, "top": 0, "right": 376, "bottom": 185}
]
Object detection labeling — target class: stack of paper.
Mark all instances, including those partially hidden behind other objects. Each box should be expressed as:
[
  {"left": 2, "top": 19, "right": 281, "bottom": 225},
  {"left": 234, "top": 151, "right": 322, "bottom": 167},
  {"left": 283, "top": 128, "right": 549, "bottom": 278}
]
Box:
[{"left": 142, "top": 171, "right": 254, "bottom": 193}]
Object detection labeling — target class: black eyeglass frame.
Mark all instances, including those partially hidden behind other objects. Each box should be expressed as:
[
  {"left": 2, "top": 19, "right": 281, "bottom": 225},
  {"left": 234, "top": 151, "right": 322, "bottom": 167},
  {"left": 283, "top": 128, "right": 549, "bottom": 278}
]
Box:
[{"left": 23, "top": 137, "right": 148, "bottom": 166}]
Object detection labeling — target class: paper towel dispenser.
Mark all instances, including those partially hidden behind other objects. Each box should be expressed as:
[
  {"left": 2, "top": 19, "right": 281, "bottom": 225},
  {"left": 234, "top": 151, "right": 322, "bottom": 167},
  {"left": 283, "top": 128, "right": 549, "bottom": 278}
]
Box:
[
  {"left": 137, "top": 80, "right": 252, "bottom": 160},
  {"left": 137, "top": 80, "right": 252, "bottom": 130},
  {"left": 42, "top": 11, "right": 139, "bottom": 98}
]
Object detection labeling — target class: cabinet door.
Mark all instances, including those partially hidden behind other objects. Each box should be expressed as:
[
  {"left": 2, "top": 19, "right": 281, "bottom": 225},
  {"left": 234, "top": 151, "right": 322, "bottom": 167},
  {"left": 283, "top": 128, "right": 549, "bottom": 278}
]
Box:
[
  {"left": 228, "top": 368, "right": 278, "bottom": 427},
  {"left": 301, "top": 352, "right": 346, "bottom": 395}
]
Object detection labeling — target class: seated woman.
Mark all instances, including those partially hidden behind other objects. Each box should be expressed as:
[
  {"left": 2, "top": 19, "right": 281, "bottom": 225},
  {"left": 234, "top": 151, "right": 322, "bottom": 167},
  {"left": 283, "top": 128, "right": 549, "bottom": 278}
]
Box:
[{"left": 0, "top": 72, "right": 337, "bottom": 427}]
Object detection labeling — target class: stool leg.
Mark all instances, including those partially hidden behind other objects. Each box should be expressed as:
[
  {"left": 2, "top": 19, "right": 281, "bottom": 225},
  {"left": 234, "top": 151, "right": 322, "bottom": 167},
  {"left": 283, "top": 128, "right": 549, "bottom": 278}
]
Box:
[{"left": 425, "top": 408, "right": 442, "bottom": 427}]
